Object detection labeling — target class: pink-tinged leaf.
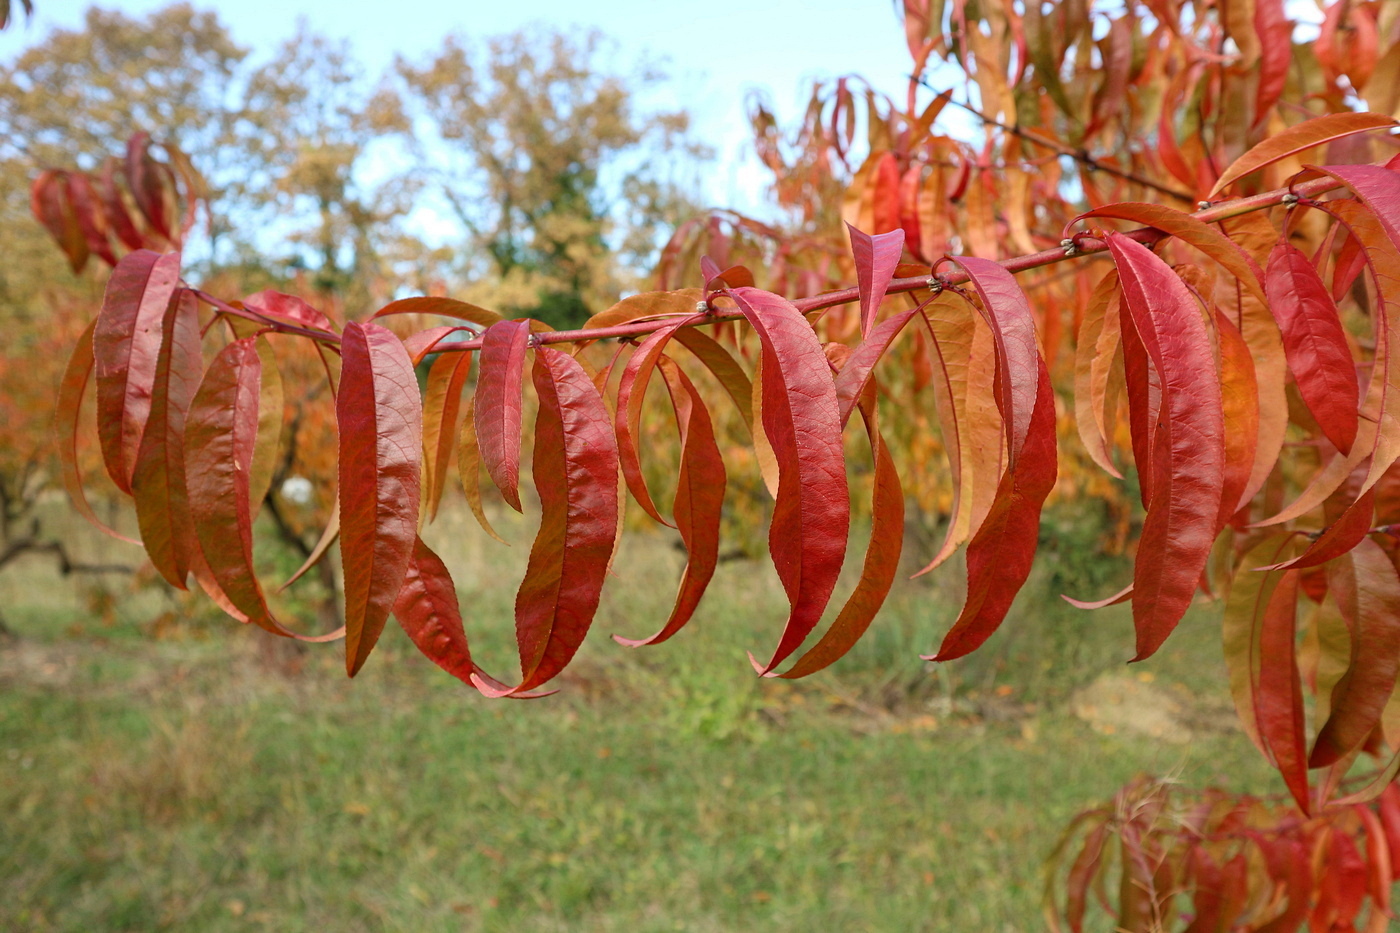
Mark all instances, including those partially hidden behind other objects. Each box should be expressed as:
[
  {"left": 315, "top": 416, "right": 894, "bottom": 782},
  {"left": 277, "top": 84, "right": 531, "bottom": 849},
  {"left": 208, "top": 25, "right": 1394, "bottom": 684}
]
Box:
[
  {"left": 338, "top": 322, "right": 423, "bottom": 677},
  {"left": 1356, "top": 805, "right": 1393, "bottom": 922},
  {"left": 1062, "top": 584, "right": 1133, "bottom": 610},
  {"left": 847, "top": 223, "right": 906, "bottom": 336},
  {"left": 1215, "top": 310, "right": 1260, "bottom": 530},
  {"left": 31, "top": 170, "right": 88, "bottom": 274},
  {"left": 614, "top": 316, "right": 705, "bottom": 525},
  {"left": 67, "top": 173, "right": 117, "bottom": 267},
  {"left": 727, "top": 287, "right": 849, "bottom": 673},
  {"left": 1073, "top": 270, "right": 1125, "bottom": 479},
  {"left": 1106, "top": 233, "right": 1224, "bottom": 660},
  {"left": 1065, "top": 822, "right": 1109, "bottom": 933},
  {"left": 1183, "top": 847, "right": 1222, "bottom": 933},
  {"left": 126, "top": 133, "right": 172, "bottom": 242},
  {"left": 1256, "top": 488, "right": 1375, "bottom": 572},
  {"left": 393, "top": 537, "right": 554, "bottom": 698},
  {"left": 925, "top": 343, "right": 1056, "bottom": 661},
  {"left": 1120, "top": 302, "right": 1157, "bottom": 508},
  {"left": 421, "top": 349, "right": 472, "bottom": 524},
  {"left": 1208, "top": 112, "right": 1397, "bottom": 197},
  {"left": 773, "top": 376, "right": 904, "bottom": 678},
  {"left": 372, "top": 296, "right": 502, "bottom": 329},
  {"left": 457, "top": 396, "right": 506, "bottom": 544},
  {"left": 185, "top": 338, "right": 281, "bottom": 634},
  {"left": 613, "top": 357, "right": 725, "bottom": 647},
  {"left": 55, "top": 320, "right": 139, "bottom": 544},
  {"left": 94, "top": 250, "right": 182, "bottom": 494},
  {"left": 98, "top": 156, "right": 144, "bottom": 251},
  {"left": 482, "top": 348, "right": 618, "bottom": 694},
  {"left": 1222, "top": 533, "right": 1294, "bottom": 758},
  {"left": 242, "top": 290, "right": 337, "bottom": 335},
  {"left": 402, "top": 326, "right": 466, "bottom": 365},
  {"left": 131, "top": 288, "right": 201, "bottom": 589},
  {"left": 1333, "top": 229, "right": 1367, "bottom": 302},
  {"left": 474, "top": 320, "right": 531, "bottom": 512},
  {"left": 1267, "top": 239, "right": 1359, "bottom": 455},
  {"left": 834, "top": 308, "right": 919, "bottom": 425},
  {"left": 1311, "top": 537, "right": 1400, "bottom": 767},
  {"left": 1255, "top": 570, "right": 1310, "bottom": 813},
  {"left": 1252, "top": 0, "right": 1291, "bottom": 126}
]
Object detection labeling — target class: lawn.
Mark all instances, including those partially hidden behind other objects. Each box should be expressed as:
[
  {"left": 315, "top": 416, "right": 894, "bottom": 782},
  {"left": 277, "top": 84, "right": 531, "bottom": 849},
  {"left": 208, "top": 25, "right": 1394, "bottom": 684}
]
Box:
[{"left": 0, "top": 504, "right": 1278, "bottom": 932}]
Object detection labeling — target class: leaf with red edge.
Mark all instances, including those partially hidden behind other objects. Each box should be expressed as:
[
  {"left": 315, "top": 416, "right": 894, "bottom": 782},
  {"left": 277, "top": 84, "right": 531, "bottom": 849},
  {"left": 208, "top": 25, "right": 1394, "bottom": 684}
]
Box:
[
  {"left": 1266, "top": 239, "right": 1359, "bottom": 455},
  {"left": 185, "top": 337, "right": 281, "bottom": 633},
  {"left": 421, "top": 349, "right": 472, "bottom": 524},
  {"left": 55, "top": 320, "right": 138, "bottom": 544},
  {"left": 457, "top": 396, "right": 506, "bottom": 544},
  {"left": 338, "top": 321, "right": 422, "bottom": 677},
  {"left": 1214, "top": 310, "right": 1259, "bottom": 530},
  {"left": 926, "top": 258, "right": 1056, "bottom": 661},
  {"left": 126, "top": 133, "right": 172, "bottom": 242},
  {"left": 1065, "top": 822, "right": 1109, "bottom": 933},
  {"left": 613, "top": 356, "right": 724, "bottom": 647},
  {"left": 847, "top": 224, "right": 905, "bottom": 336},
  {"left": 582, "top": 289, "right": 702, "bottom": 332},
  {"left": 1255, "top": 569, "right": 1310, "bottom": 813},
  {"left": 475, "top": 320, "right": 531, "bottom": 512},
  {"left": 1356, "top": 805, "right": 1393, "bottom": 924},
  {"left": 1074, "top": 270, "right": 1125, "bottom": 479},
  {"left": 131, "top": 288, "right": 201, "bottom": 589},
  {"left": 772, "top": 372, "right": 904, "bottom": 678},
  {"left": 31, "top": 170, "right": 88, "bottom": 274},
  {"left": 98, "top": 156, "right": 143, "bottom": 251},
  {"left": 834, "top": 308, "right": 919, "bottom": 425},
  {"left": 614, "top": 316, "right": 705, "bottom": 525},
  {"left": 393, "top": 536, "right": 554, "bottom": 698},
  {"left": 1208, "top": 112, "right": 1397, "bottom": 197},
  {"left": 1106, "top": 232, "right": 1223, "bottom": 660},
  {"left": 94, "top": 250, "right": 181, "bottom": 494},
  {"left": 475, "top": 347, "right": 618, "bottom": 695},
  {"left": 1223, "top": 533, "right": 1294, "bottom": 757},
  {"left": 372, "top": 296, "right": 502, "bottom": 329},
  {"left": 1311, "top": 537, "right": 1400, "bottom": 767},
  {"left": 67, "top": 173, "right": 117, "bottom": 267},
  {"left": 726, "top": 287, "right": 849, "bottom": 673},
  {"left": 247, "top": 337, "right": 283, "bottom": 515},
  {"left": 1253, "top": 0, "right": 1290, "bottom": 126},
  {"left": 672, "top": 326, "right": 755, "bottom": 436},
  {"left": 1334, "top": 229, "right": 1367, "bottom": 302},
  {"left": 1256, "top": 488, "right": 1375, "bottom": 572},
  {"left": 1314, "top": 829, "right": 1368, "bottom": 930},
  {"left": 242, "top": 290, "right": 338, "bottom": 335}
]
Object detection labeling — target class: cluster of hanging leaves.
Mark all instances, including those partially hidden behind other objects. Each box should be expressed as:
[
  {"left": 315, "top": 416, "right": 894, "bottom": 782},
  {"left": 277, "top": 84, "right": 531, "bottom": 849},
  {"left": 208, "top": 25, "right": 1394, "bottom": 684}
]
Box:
[
  {"left": 1047, "top": 776, "right": 1400, "bottom": 932},
  {"left": 35, "top": 0, "right": 1400, "bottom": 925},
  {"left": 32, "top": 132, "right": 202, "bottom": 275}
]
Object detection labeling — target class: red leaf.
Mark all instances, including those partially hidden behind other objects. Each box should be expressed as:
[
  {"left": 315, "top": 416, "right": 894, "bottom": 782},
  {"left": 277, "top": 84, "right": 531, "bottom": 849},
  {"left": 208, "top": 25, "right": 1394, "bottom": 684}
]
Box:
[
  {"left": 55, "top": 320, "right": 139, "bottom": 544},
  {"left": 474, "top": 320, "right": 531, "bottom": 512},
  {"left": 94, "top": 250, "right": 182, "bottom": 494},
  {"left": 727, "top": 287, "right": 850, "bottom": 673},
  {"left": 1106, "top": 233, "right": 1224, "bottom": 660},
  {"left": 847, "top": 223, "right": 906, "bottom": 336},
  {"left": 1255, "top": 570, "right": 1310, "bottom": 813},
  {"left": 125, "top": 133, "right": 172, "bottom": 242},
  {"left": 1215, "top": 309, "right": 1260, "bottom": 526},
  {"left": 185, "top": 338, "right": 281, "bottom": 633},
  {"left": 1311, "top": 537, "right": 1400, "bottom": 767},
  {"left": 672, "top": 326, "right": 756, "bottom": 437},
  {"left": 613, "top": 357, "right": 725, "bottom": 647},
  {"left": 925, "top": 258, "right": 1057, "bottom": 661},
  {"left": 1266, "top": 240, "right": 1359, "bottom": 454},
  {"left": 771, "top": 373, "right": 904, "bottom": 678},
  {"left": 476, "top": 347, "right": 618, "bottom": 695},
  {"left": 131, "top": 288, "right": 201, "bottom": 589},
  {"left": 338, "top": 322, "right": 422, "bottom": 677},
  {"left": 372, "top": 296, "right": 501, "bottom": 329},
  {"left": 242, "top": 290, "right": 338, "bottom": 335},
  {"left": 1256, "top": 488, "right": 1375, "bottom": 573},
  {"left": 30, "top": 170, "right": 88, "bottom": 274},
  {"left": 421, "top": 349, "right": 472, "bottom": 524},
  {"left": 67, "top": 173, "right": 117, "bottom": 267},
  {"left": 834, "top": 309, "right": 919, "bottom": 425},
  {"left": 393, "top": 537, "right": 553, "bottom": 698},
  {"left": 1252, "top": 0, "right": 1291, "bottom": 126},
  {"left": 1209, "top": 113, "right": 1397, "bottom": 197},
  {"left": 98, "top": 156, "right": 144, "bottom": 251}
]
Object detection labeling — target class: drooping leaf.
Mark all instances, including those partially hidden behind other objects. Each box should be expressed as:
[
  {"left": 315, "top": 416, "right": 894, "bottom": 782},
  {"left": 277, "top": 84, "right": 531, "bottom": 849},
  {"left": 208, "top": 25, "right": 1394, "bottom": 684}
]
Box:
[
  {"left": 421, "top": 349, "right": 472, "bottom": 524},
  {"left": 847, "top": 224, "right": 906, "bottom": 336},
  {"left": 94, "top": 249, "right": 182, "bottom": 493},
  {"left": 457, "top": 396, "right": 506, "bottom": 544},
  {"left": 1255, "top": 569, "right": 1310, "bottom": 813},
  {"left": 726, "top": 287, "right": 849, "bottom": 673},
  {"left": 1214, "top": 310, "right": 1260, "bottom": 530},
  {"left": 1252, "top": 0, "right": 1291, "bottom": 126},
  {"left": 1073, "top": 269, "right": 1125, "bottom": 479},
  {"left": 247, "top": 336, "right": 284, "bottom": 515},
  {"left": 613, "top": 357, "right": 725, "bottom": 647},
  {"left": 1106, "top": 232, "right": 1223, "bottom": 660},
  {"left": 1265, "top": 239, "right": 1359, "bottom": 455},
  {"left": 242, "top": 290, "right": 338, "bottom": 335},
  {"left": 474, "top": 319, "right": 531, "bottom": 512},
  {"left": 671, "top": 326, "right": 756, "bottom": 437},
  {"left": 56, "top": 320, "right": 138, "bottom": 544},
  {"left": 1208, "top": 112, "right": 1397, "bottom": 197},
  {"left": 1311, "top": 537, "right": 1400, "bottom": 767},
  {"left": 131, "top": 288, "right": 201, "bottom": 589},
  {"left": 925, "top": 257, "right": 1056, "bottom": 661},
  {"left": 371, "top": 297, "right": 501, "bottom": 329},
  {"left": 338, "top": 321, "right": 423, "bottom": 677},
  {"left": 279, "top": 500, "right": 340, "bottom": 591},
  {"left": 475, "top": 347, "right": 619, "bottom": 695},
  {"left": 834, "top": 308, "right": 919, "bottom": 425}
]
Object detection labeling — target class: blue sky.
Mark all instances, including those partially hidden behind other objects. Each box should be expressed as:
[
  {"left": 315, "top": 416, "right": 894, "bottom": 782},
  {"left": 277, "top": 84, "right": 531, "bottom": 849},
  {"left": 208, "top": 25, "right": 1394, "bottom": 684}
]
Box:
[{"left": 1, "top": 0, "right": 928, "bottom": 213}]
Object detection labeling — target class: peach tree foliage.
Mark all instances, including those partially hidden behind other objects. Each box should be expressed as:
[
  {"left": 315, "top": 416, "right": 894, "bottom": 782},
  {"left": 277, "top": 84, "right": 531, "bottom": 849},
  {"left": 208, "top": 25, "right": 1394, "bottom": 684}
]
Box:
[{"left": 33, "top": 0, "right": 1400, "bottom": 928}]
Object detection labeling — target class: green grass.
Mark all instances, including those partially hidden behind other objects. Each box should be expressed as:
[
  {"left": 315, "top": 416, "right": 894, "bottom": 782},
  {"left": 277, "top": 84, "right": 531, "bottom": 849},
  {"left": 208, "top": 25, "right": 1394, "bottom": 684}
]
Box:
[{"left": 0, "top": 505, "right": 1278, "bottom": 932}]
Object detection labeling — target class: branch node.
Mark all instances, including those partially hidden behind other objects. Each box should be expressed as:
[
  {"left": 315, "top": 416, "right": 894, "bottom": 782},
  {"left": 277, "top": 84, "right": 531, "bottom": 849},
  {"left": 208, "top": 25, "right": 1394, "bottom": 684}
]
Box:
[
  {"left": 1060, "top": 238, "right": 1078, "bottom": 256},
  {"left": 1281, "top": 193, "right": 1300, "bottom": 207},
  {"left": 695, "top": 300, "right": 710, "bottom": 314},
  {"left": 1197, "top": 201, "right": 1212, "bottom": 210}
]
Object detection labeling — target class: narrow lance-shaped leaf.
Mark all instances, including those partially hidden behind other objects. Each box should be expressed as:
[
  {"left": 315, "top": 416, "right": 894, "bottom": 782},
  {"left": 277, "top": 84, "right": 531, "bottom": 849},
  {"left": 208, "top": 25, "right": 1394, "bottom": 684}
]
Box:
[
  {"left": 338, "top": 321, "right": 422, "bottom": 677},
  {"left": 727, "top": 287, "right": 849, "bottom": 674},
  {"left": 421, "top": 348, "right": 472, "bottom": 524},
  {"left": 457, "top": 396, "right": 506, "bottom": 544},
  {"left": 247, "top": 336, "right": 283, "bottom": 515},
  {"left": 1106, "top": 233, "right": 1223, "bottom": 660},
  {"left": 614, "top": 356, "right": 725, "bottom": 647},
  {"left": 773, "top": 369, "right": 904, "bottom": 678},
  {"left": 474, "top": 347, "right": 619, "bottom": 695},
  {"left": 926, "top": 257, "right": 1057, "bottom": 661},
  {"left": 94, "top": 249, "right": 182, "bottom": 493},
  {"left": 1073, "top": 270, "right": 1124, "bottom": 479},
  {"left": 1208, "top": 112, "right": 1397, "bottom": 197},
  {"left": 1222, "top": 533, "right": 1295, "bottom": 760},
  {"left": 1265, "top": 239, "right": 1359, "bottom": 455},
  {"left": 834, "top": 308, "right": 919, "bottom": 425},
  {"left": 1255, "top": 570, "right": 1310, "bottom": 814},
  {"left": 672, "top": 326, "right": 755, "bottom": 437},
  {"left": 1311, "top": 537, "right": 1400, "bottom": 768},
  {"left": 847, "top": 224, "right": 905, "bottom": 336},
  {"left": 131, "top": 288, "right": 201, "bottom": 588},
  {"left": 1214, "top": 309, "right": 1259, "bottom": 531},
  {"left": 474, "top": 320, "right": 531, "bottom": 511},
  {"left": 55, "top": 320, "right": 139, "bottom": 544},
  {"left": 372, "top": 296, "right": 501, "bottom": 329}
]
